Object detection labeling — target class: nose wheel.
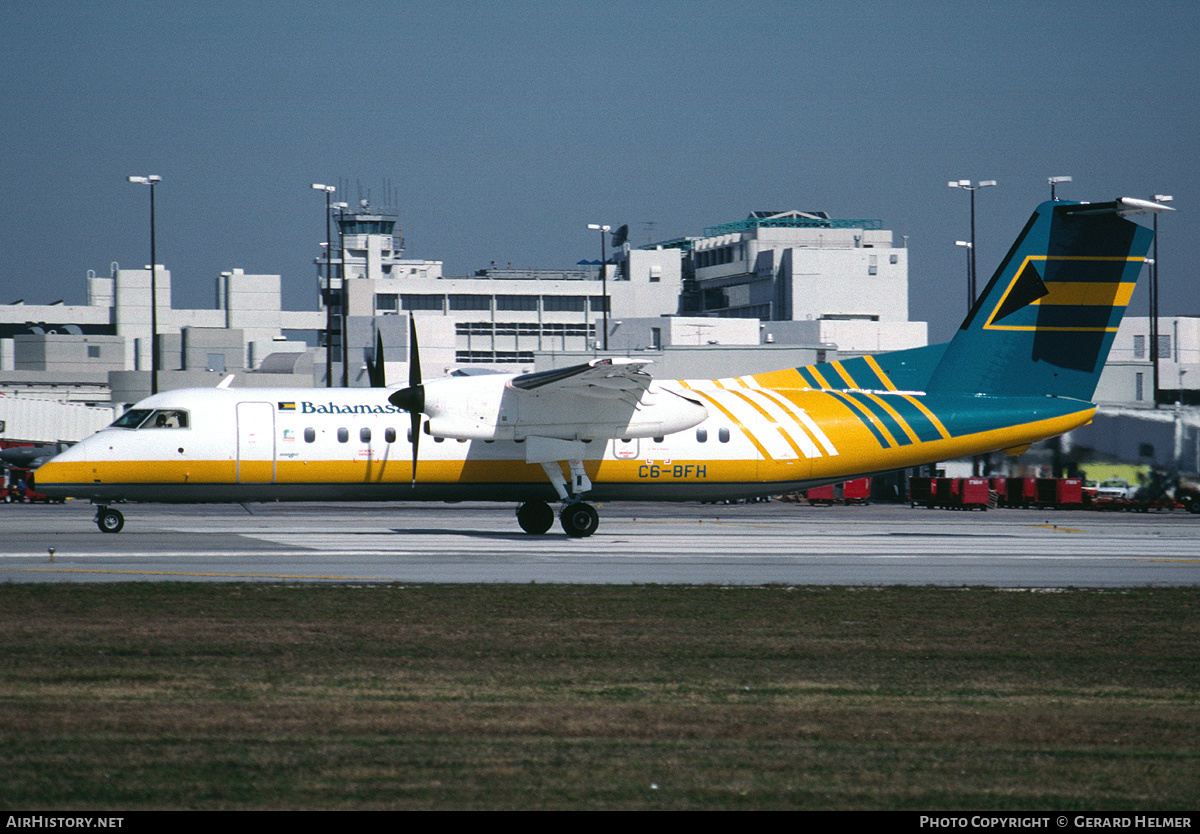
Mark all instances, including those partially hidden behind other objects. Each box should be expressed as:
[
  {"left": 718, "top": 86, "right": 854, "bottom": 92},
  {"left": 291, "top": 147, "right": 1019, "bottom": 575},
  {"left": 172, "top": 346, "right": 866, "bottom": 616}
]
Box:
[{"left": 95, "top": 506, "right": 124, "bottom": 534}]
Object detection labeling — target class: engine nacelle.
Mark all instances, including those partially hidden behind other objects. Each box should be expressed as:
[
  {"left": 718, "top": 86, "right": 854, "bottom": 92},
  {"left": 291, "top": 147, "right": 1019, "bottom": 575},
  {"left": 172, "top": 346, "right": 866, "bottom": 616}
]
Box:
[{"left": 420, "top": 375, "right": 707, "bottom": 442}]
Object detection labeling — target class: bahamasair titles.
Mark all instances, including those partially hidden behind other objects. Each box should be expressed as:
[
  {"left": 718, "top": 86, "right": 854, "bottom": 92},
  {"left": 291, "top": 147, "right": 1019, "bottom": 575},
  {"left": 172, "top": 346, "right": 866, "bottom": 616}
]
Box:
[{"left": 33, "top": 197, "right": 1170, "bottom": 537}]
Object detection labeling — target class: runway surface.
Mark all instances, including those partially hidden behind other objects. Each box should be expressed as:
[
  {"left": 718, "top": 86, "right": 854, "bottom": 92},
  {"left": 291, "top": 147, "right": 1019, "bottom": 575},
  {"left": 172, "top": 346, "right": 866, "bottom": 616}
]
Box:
[{"left": 1, "top": 499, "right": 1198, "bottom": 586}]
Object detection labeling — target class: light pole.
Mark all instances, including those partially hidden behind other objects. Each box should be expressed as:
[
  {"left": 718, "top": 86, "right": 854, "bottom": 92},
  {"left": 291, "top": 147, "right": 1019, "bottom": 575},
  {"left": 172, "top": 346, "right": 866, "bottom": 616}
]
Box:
[
  {"left": 1149, "top": 193, "right": 1174, "bottom": 409},
  {"left": 948, "top": 179, "right": 996, "bottom": 308},
  {"left": 312, "top": 183, "right": 335, "bottom": 387},
  {"left": 955, "top": 240, "right": 973, "bottom": 314},
  {"left": 127, "top": 175, "right": 162, "bottom": 395},
  {"left": 587, "top": 223, "right": 611, "bottom": 350},
  {"left": 333, "top": 201, "right": 349, "bottom": 387}
]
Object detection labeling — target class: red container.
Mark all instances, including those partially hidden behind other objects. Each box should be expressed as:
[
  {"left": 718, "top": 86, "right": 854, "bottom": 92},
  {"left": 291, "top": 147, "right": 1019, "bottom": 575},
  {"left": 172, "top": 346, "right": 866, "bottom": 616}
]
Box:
[
  {"left": 960, "top": 478, "right": 990, "bottom": 509},
  {"left": 842, "top": 477, "right": 871, "bottom": 503},
  {"left": 806, "top": 484, "right": 836, "bottom": 504}
]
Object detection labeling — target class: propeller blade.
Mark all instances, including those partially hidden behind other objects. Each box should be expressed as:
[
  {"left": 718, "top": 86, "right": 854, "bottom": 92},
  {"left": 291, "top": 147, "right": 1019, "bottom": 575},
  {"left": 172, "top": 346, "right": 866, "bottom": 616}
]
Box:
[
  {"left": 367, "top": 330, "right": 386, "bottom": 388},
  {"left": 408, "top": 315, "right": 421, "bottom": 389},
  {"left": 384, "top": 315, "right": 425, "bottom": 486},
  {"left": 410, "top": 409, "right": 420, "bottom": 486}
]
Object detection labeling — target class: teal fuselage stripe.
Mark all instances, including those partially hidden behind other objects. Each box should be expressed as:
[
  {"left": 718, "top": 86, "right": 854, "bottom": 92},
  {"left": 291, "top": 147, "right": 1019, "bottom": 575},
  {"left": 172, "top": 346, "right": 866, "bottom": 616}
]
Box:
[
  {"left": 840, "top": 391, "right": 914, "bottom": 446},
  {"left": 873, "top": 393, "right": 946, "bottom": 443},
  {"left": 838, "top": 357, "right": 888, "bottom": 389},
  {"left": 825, "top": 390, "right": 892, "bottom": 448},
  {"left": 798, "top": 367, "right": 821, "bottom": 388}
]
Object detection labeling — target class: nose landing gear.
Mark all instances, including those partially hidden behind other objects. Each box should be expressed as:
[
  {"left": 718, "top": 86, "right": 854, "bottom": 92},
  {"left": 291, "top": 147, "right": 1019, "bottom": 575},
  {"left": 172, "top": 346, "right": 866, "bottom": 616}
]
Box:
[{"left": 95, "top": 506, "right": 124, "bottom": 534}]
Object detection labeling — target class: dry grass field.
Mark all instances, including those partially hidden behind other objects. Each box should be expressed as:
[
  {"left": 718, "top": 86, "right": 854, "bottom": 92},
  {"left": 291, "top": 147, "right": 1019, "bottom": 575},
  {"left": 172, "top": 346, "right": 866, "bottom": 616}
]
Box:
[{"left": 0, "top": 583, "right": 1197, "bottom": 810}]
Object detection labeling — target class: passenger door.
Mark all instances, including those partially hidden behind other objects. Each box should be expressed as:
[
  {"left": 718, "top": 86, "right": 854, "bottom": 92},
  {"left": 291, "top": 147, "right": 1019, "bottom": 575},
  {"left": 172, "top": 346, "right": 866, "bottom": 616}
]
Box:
[{"left": 236, "top": 401, "right": 275, "bottom": 483}]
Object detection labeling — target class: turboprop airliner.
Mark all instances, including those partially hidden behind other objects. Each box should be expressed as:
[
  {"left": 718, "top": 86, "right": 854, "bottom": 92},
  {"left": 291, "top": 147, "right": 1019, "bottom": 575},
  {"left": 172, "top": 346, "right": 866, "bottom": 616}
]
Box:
[{"left": 33, "top": 197, "right": 1170, "bottom": 537}]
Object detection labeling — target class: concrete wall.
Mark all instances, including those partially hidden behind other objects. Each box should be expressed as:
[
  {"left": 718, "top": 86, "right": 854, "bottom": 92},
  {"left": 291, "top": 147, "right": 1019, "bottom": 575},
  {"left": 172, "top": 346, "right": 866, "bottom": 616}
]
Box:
[{"left": 12, "top": 334, "right": 125, "bottom": 373}]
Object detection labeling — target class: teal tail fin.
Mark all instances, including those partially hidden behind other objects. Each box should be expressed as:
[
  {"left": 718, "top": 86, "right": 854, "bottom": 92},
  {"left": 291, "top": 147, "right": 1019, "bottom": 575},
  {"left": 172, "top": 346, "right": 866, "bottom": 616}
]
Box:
[{"left": 926, "top": 199, "right": 1166, "bottom": 401}]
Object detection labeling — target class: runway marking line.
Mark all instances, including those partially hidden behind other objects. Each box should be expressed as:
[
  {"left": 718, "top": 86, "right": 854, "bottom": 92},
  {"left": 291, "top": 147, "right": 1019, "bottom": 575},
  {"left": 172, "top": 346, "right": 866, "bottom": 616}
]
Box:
[
  {"left": 10, "top": 567, "right": 391, "bottom": 581},
  {"left": 1131, "top": 558, "right": 1200, "bottom": 565}
]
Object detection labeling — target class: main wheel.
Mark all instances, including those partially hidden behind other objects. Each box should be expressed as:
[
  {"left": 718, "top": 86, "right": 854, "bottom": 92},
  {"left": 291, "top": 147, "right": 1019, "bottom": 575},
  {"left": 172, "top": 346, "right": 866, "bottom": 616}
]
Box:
[
  {"left": 516, "top": 500, "right": 555, "bottom": 534},
  {"left": 559, "top": 502, "right": 599, "bottom": 538},
  {"left": 96, "top": 508, "right": 124, "bottom": 534}
]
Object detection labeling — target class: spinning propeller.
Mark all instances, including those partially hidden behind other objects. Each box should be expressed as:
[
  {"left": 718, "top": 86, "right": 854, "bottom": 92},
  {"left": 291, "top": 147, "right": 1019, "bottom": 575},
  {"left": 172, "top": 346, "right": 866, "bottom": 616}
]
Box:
[{"left": 387, "top": 317, "right": 425, "bottom": 484}]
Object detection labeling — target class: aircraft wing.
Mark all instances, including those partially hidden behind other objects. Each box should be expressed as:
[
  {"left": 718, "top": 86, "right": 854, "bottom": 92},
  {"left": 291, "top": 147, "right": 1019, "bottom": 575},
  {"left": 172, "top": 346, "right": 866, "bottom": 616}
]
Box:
[{"left": 508, "top": 358, "right": 653, "bottom": 406}]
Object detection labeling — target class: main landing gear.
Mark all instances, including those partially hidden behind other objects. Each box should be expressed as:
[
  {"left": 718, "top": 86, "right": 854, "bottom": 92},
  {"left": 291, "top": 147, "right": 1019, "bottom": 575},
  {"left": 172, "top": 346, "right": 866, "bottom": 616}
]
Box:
[
  {"left": 515, "top": 458, "right": 601, "bottom": 537},
  {"left": 95, "top": 505, "right": 124, "bottom": 534},
  {"left": 515, "top": 499, "right": 600, "bottom": 537}
]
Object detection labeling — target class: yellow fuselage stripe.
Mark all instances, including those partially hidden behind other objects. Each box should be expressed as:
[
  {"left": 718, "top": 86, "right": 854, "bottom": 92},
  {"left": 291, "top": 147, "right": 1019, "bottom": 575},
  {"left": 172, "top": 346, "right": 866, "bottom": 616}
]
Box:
[
  {"left": 899, "top": 394, "right": 952, "bottom": 440},
  {"left": 862, "top": 355, "right": 897, "bottom": 391},
  {"left": 831, "top": 361, "right": 858, "bottom": 388},
  {"left": 861, "top": 391, "right": 920, "bottom": 444}
]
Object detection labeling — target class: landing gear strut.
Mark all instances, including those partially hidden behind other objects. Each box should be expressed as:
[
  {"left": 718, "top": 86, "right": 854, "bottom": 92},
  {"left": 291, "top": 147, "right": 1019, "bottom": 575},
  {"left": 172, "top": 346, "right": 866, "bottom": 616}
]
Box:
[
  {"left": 514, "top": 457, "right": 602, "bottom": 537},
  {"left": 95, "top": 506, "right": 124, "bottom": 534}
]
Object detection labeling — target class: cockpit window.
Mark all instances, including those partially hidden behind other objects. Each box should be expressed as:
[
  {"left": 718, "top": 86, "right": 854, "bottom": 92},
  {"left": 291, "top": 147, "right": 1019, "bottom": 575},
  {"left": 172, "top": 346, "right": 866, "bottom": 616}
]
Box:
[
  {"left": 109, "top": 408, "right": 189, "bottom": 429},
  {"left": 111, "top": 409, "right": 153, "bottom": 429},
  {"left": 150, "top": 409, "right": 188, "bottom": 429}
]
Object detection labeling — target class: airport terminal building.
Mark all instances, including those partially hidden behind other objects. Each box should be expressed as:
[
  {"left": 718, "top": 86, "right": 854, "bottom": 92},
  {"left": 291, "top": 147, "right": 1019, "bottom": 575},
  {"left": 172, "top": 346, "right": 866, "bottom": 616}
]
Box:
[
  {"left": 0, "top": 204, "right": 923, "bottom": 402},
  {"left": 0, "top": 203, "right": 1195, "bottom": 471}
]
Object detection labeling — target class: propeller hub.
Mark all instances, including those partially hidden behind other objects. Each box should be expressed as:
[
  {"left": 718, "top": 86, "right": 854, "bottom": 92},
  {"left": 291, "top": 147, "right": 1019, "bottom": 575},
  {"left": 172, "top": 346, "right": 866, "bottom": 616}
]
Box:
[{"left": 389, "top": 385, "right": 425, "bottom": 414}]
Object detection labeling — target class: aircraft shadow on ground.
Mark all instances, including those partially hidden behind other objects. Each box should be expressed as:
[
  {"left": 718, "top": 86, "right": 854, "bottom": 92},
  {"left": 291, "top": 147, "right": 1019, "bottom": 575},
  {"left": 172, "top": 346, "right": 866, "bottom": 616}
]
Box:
[{"left": 386, "top": 527, "right": 563, "bottom": 541}]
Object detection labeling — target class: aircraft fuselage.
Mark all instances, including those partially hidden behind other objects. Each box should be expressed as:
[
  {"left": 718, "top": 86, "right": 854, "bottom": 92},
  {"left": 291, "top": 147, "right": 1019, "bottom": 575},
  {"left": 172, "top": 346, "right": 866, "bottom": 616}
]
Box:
[{"left": 34, "top": 376, "right": 1094, "bottom": 506}]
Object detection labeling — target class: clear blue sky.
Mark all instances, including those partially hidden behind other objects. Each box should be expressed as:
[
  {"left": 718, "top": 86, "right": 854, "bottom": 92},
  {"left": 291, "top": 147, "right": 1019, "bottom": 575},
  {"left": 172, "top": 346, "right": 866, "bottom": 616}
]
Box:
[{"left": 3, "top": 0, "right": 1197, "bottom": 342}]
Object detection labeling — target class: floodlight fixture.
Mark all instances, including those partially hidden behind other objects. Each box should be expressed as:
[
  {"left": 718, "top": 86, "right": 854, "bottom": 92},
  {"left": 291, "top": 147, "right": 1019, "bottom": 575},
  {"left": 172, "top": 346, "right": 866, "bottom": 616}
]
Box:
[
  {"left": 1048, "top": 176, "right": 1072, "bottom": 200},
  {"left": 947, "top": 178, "right": 997, "bottom": 308}
]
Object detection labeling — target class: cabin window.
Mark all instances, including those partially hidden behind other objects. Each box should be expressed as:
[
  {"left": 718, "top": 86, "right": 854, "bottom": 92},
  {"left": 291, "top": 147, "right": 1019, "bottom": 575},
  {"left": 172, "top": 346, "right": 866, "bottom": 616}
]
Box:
[
  {"left": 337, "top": 427, "right": 349, "bottom": 443},
  {"left": 718, "top": 428, "right": 730, "bottom": 443},
  {"left": 360, "top": 427, "right": 371, "bottom": 443},
  {"left": 304, "top": 427, "right": 316, "bottom": 443},
  {"left": 696, "top": 428, "right": 707, "bottom": 443},
  {"left": 385, "top": 427, "right": 396, "bottom": 443}
]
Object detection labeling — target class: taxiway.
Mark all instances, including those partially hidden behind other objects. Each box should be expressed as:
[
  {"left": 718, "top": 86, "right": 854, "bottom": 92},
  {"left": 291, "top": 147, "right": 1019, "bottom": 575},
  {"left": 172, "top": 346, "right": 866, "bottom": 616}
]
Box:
[{"left": 1, "top": 500, "right": 1197, "bottom": 586}]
